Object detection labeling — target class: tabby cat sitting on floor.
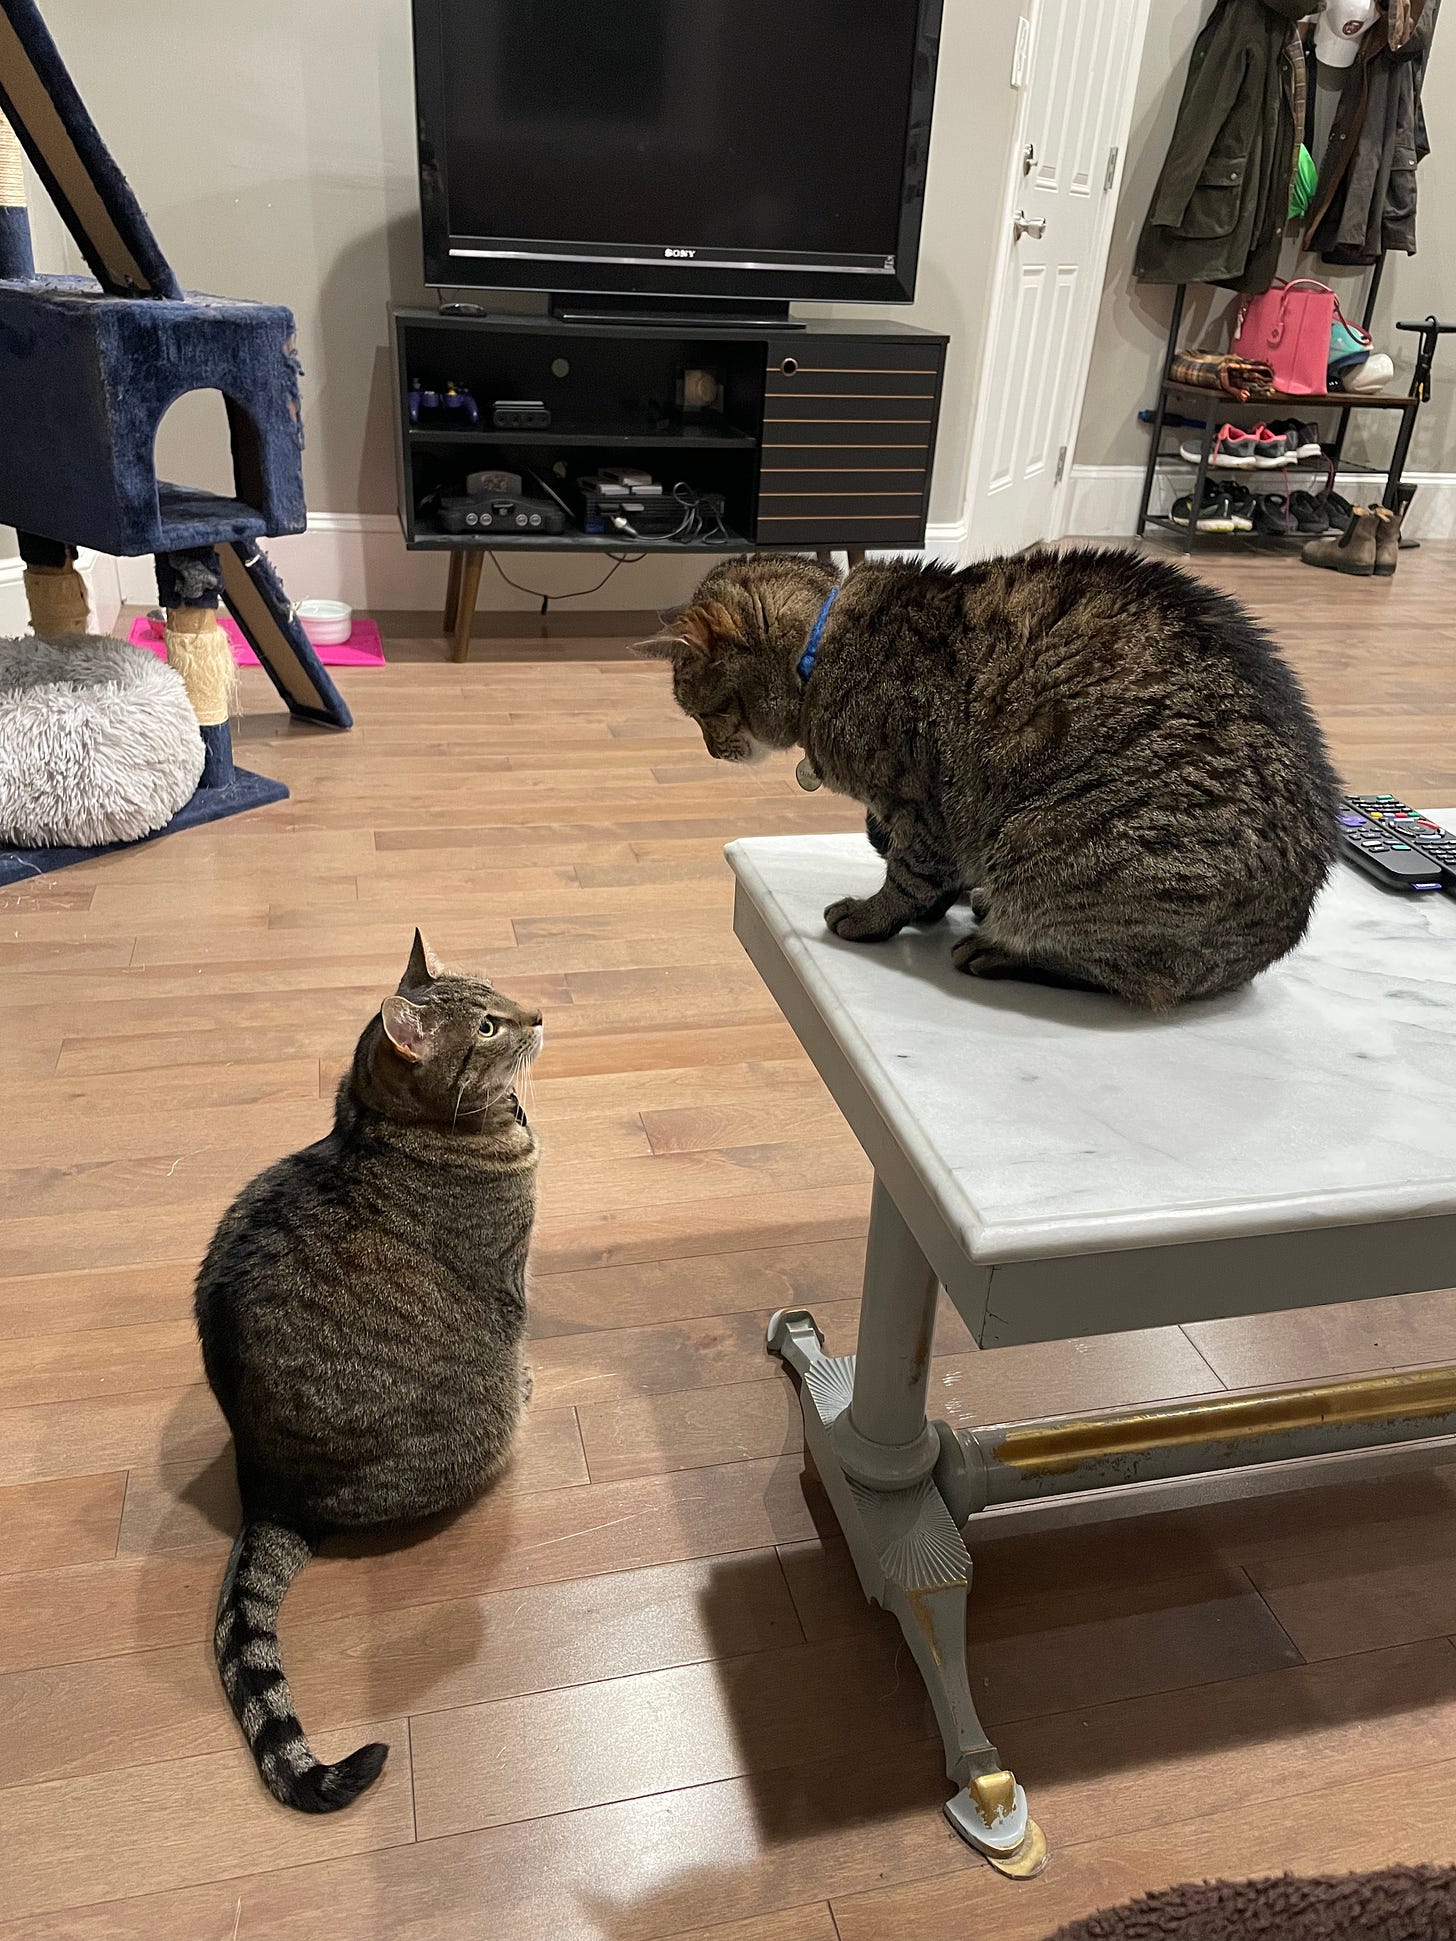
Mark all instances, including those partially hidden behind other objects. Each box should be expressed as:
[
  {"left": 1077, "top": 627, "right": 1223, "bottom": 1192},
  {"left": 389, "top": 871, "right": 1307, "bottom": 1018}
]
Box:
[
  {"left": 638, "top": 550, "right": 1337, "bottom": 1008},
  {"left": 195, "top": 931, "right": 543, "bottom": 1812}
]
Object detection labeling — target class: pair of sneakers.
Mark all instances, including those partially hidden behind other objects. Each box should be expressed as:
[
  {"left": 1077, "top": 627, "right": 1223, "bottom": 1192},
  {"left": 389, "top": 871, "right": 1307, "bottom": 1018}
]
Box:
[
  {"left": 1170, "top": 481, "right": 1256, "bottom": 531},
  {"left": 1178, "top": 421, "right": 1322, "bottom": 469}
]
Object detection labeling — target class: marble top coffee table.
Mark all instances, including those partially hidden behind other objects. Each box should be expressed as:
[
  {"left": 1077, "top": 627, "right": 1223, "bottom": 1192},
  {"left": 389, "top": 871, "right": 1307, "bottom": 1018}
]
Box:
[{"left": 728, "top": 831, "right": 1456, "bottom": 1878}]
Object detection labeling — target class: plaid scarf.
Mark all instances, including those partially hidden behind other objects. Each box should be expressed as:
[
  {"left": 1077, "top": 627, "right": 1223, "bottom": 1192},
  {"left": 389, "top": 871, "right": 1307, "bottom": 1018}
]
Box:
[{"left": 1169, "top": 348, "right": 1277, "bottom": 400}]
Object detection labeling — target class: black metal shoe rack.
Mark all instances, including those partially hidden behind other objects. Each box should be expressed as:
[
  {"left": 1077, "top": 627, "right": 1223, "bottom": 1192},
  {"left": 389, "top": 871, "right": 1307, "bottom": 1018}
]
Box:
[{"left": 1135, "top": 266, "right": 1452, "bottom": 552}]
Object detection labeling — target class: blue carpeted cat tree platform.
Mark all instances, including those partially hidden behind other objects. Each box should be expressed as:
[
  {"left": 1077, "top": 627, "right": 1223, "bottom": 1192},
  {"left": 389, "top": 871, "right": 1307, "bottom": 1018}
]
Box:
[{"left": 0, "top": 0, "right": 352, "bottom": 889}]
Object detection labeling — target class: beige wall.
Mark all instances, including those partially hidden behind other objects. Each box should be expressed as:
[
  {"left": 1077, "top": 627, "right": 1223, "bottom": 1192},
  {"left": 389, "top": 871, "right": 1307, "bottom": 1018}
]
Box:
[
  {"left": 5, "top": 0, "right": 1016, "bottom": 605},
  {"left": 1077, "top": 0, "right": 1456, "bottom": 475}
]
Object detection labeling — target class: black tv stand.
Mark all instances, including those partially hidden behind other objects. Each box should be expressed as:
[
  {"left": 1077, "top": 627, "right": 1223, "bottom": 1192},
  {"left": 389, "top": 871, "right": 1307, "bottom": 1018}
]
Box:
[
  {"left": 547, "top": 293, "right": 801, "bottom": 329},
  {"left": 390, "top": 306, "right": 948, "bottom": 660}
]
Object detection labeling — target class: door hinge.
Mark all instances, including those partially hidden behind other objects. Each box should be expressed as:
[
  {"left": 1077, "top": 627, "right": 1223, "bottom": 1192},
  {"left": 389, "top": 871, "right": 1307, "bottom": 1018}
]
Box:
[
  {"left": 1011, "top": 15, "right": 1033, "bottom": 87},
  {"left": 1103, "top": 145, "right": 1119, "bottom": 193},
  {"left": 1054, "top": 445, "right": 1067, "bottom": 485}
]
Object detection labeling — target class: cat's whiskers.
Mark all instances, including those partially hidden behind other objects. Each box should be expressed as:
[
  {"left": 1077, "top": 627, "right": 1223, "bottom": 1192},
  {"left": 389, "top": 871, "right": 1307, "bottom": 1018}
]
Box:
[{"left": 511, "top": 1044, "right": 538, "bottom": 1119}]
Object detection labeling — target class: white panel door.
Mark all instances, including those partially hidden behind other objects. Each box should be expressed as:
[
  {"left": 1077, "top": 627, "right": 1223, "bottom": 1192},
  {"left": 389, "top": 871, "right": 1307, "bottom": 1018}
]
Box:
[{"left": 964, "top": 0, "right": 1147, "bottom": 558}]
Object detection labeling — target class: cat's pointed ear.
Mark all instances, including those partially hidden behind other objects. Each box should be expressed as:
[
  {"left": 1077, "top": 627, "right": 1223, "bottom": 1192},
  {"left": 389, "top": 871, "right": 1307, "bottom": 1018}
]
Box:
[
  {"left": 633, "top": 599, "right": 742, "bottom": 661},
  {"left": 633, "top": 631, "right": 692, "bottom": 661},
  {"left": 634, "top": 601, "right": 695, "bottom": 660},
  {"left": 380, "top": 994, "right": 428, "bottom": 1062},
  {"left": 632, "top": 625, "right": 703, "bottom": 663},
  {"left": 399, "top": 927, "right": 441, "bottom": 994}
]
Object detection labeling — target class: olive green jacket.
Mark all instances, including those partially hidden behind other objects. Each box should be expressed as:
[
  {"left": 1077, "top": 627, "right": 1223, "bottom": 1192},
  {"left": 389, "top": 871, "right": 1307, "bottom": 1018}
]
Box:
[
  {"left": 1136, "top": 0, "right": 1318, "bottom": 293},
  {"left": 1306, "top": 0, "right": 1439, "bottom": 263}
]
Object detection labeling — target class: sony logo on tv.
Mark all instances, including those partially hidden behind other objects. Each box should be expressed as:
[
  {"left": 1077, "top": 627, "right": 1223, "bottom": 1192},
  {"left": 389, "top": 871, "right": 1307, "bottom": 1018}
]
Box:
[{"left": 663, "top": 247, "right": 696, "bottom": 259}]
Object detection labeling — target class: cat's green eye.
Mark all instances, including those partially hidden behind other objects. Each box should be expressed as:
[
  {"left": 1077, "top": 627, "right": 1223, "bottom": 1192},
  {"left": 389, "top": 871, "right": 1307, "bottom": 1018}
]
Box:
[{"left": 479, "top": 1017, "right": 498, "bottom": 1038}]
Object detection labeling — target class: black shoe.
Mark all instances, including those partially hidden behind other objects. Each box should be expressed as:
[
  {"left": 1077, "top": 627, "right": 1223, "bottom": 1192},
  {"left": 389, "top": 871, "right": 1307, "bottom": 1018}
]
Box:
[
  {"left": 1324, "top": 490, "right": 1357, "bottom": 525},
  {"left": 1170, "top": 483, "right": 1237, "bottom": 532},
  {"left": 1265, "top": 418, "right": 1324, "bottom": 461},
  {"left": 1252, "top": 493, "right": 1294, "bottom": 536},
  {"left": 1225, "top": 484, "right": 1256, "bottom": 531},
  {"left": 1288, "top": 490, "right": 1330, "bottom": 535}
]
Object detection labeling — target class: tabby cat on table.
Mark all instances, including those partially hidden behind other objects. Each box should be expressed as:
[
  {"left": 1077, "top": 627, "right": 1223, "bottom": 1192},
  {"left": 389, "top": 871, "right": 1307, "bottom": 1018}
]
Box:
[
  {"left": 639, "top": 548, "right": 1337, "bottom": 1009},
  {"left": 195, "top": 930, "right": 542, "bottom": 1811}
]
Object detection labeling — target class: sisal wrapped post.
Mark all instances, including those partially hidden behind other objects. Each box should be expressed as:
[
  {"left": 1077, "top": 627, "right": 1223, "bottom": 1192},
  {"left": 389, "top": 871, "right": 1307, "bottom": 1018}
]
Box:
[
  {"left": 19, "top": 533, "right": 90, "bottom": 640},
  {"left": 157, "top": 548, "right": 236, "bottom": 790},
  {"left": 24, "top": 557, "right": 91, "bottom": 637},
  {"left": 0, "top": 107, "right": 34, "bottom": 280},
  {"left": 164, "top": 608, "right": 237, "bottom": 789}
]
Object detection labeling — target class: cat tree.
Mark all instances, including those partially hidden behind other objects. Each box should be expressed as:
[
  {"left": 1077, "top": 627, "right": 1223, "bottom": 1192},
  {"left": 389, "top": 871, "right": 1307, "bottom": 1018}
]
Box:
[{"left": 0, "top": 0, "right": 353, "bottom": 886}]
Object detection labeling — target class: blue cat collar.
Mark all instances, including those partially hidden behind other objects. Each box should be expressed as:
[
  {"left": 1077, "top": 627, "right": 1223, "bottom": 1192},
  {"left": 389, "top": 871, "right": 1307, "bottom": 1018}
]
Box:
[{"left": 797, "top": 586, "right": 840, "bottom": 685}]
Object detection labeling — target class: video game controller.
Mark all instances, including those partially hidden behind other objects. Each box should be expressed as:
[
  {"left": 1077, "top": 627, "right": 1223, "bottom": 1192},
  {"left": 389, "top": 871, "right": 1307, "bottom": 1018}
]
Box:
[{"left": 408, "top": 381, "right": 480, "bottom": 428}]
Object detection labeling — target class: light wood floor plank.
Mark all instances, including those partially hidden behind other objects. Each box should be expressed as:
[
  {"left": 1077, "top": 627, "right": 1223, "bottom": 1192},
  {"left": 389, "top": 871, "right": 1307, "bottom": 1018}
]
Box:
[
  {"left": 0, "top": 1472, "right": 126, "bottom": 1574},
  {"left": 0, "top": 1261, "right": 197, "bottom": 1339},
  {"left": 528, "top": 1237, "right": 867, "bottom": 1337}
]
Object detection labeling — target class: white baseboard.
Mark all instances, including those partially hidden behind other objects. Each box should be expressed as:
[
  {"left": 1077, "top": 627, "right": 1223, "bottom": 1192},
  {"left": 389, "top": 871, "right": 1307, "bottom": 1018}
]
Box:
[
  {"left": 8, "top": 513, "right": 970, "bottom": 634},
  {"left": 1068, "top": 464, "right": 1456, "bottom": 542},
  {"left": 262, "top": 513, "right": 973, "bottom": 610},
  {"left": 0, "top": 548, "right": 122, "bottom": 636}
]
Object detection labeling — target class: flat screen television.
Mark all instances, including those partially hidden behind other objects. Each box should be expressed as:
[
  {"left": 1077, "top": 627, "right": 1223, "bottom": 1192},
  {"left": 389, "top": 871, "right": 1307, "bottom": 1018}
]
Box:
[{"left": 411, "top": 0, "right": 943, "bottom": 308}]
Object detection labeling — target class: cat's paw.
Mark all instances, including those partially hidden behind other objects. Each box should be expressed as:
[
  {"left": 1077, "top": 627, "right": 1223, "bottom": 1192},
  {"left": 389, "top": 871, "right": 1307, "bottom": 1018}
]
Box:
[
  {"left": 825, "top": 895, "right": 901, "bottom": 943},
  {"left": 952, "top": 937, "right": 1016, "bottom": 978},
  {"left": 519, "top": 1361, "right": 534, "bottom": 1407},
  {"left": 968, "top": 886, "right": 990, "bottom": 923}
]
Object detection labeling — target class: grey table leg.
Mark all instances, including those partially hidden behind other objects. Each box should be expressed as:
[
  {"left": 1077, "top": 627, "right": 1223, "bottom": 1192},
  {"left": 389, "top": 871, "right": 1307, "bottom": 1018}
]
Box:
[{"left": 768, "top": 1176, "right": 1048, "bottom": 1877}]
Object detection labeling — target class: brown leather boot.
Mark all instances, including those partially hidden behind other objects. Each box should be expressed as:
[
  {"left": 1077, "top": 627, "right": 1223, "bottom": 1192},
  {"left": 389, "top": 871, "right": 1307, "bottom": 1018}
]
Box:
[
  {"left": 1373, "top": 504, "right": 1402, "bottom": 577},
  {"left": 1302, "top": 507, "right": 1377, "bottom": 576}
]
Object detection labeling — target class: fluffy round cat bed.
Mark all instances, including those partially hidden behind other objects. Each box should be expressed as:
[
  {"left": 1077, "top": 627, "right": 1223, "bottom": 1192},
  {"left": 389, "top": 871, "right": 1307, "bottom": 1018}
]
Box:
[{"left": 0, "top": 634, "right": 205, "bottom": 848}]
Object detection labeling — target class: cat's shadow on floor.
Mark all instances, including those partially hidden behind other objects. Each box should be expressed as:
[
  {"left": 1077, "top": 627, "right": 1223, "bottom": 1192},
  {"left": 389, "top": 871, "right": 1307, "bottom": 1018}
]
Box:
[
  {"left": 176, "top": 1446, "right": 484, "bottom": 1565},
  {"left": 818, "top": 920, "right": 1254, "bottom": 1034}
]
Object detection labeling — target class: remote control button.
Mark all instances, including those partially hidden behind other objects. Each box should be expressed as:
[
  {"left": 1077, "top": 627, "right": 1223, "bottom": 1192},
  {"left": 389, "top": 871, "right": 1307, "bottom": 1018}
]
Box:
[
  {"left": 516, "top": 513, "right": 529, "bottom": 527},
  {"left": 529, "top": 513, "right": 542, "bottom": 527},
  {"left": 1339, "top": 813, "right": 1365, "bottom": 827}
]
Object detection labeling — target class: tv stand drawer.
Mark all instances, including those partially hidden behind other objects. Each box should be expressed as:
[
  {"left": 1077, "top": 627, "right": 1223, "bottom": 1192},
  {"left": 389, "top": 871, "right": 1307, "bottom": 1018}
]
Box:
[{"left": 756, "top": 334, "right": 945, "bottom": 545}]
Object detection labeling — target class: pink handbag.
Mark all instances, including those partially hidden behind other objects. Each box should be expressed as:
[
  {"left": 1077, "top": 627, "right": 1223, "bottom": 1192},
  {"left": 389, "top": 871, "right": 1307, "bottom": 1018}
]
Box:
[{"left": 1230, "top": 280, "right": 1337, "bottom": 397}]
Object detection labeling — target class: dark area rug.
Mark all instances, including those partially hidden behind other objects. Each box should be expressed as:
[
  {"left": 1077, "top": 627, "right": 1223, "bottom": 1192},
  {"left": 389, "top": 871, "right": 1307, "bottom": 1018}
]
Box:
[{"left": 1045, "top": 1867, "right": 1456, "bottom": 1940}]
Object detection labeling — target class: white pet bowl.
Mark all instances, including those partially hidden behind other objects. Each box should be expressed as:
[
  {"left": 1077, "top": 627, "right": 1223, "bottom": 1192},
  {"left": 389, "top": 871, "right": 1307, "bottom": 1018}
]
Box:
[{"left": 295, "top": 599, "right": 353, "bottom": 647}]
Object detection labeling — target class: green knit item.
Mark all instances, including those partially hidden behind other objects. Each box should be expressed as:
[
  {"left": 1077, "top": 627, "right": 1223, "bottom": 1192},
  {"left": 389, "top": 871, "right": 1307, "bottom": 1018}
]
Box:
[{"left": 1289, "top": 144, "right": 1318, "bottom": 219}]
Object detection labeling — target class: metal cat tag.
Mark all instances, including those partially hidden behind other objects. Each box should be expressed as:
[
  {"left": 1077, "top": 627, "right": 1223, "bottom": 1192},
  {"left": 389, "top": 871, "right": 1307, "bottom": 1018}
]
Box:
[{"left": 796, "top": 758, "right": 823, "bottom": 792}]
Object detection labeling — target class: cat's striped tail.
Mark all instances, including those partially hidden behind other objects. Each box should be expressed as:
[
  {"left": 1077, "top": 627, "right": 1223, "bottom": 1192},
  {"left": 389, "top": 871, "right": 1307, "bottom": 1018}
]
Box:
[{"left": 214, "top": 1520, "right": 388, "bottom": 1813}]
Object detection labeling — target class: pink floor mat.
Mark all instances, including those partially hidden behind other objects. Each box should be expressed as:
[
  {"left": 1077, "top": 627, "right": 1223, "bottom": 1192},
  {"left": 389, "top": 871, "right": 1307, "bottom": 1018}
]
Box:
[{"left": 129, "top": 612, "right": 385, "bottom": 667}]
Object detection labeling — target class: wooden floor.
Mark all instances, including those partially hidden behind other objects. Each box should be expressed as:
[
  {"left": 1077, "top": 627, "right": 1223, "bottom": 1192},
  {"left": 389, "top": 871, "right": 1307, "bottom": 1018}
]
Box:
[{"left": 4, "top": 544, "right": 1456, "bottom": 1938}]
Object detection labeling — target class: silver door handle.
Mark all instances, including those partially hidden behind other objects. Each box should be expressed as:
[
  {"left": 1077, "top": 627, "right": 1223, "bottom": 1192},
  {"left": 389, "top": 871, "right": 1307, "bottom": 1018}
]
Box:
[{"left": 1013, "top": 211, "right": 1046, "bottom": 240}]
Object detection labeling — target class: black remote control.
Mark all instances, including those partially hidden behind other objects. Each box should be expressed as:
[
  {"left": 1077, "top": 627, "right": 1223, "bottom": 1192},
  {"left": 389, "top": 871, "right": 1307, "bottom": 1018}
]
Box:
[{"left": 1339, "top": 795, "right": 1453, "bottom": 892}]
